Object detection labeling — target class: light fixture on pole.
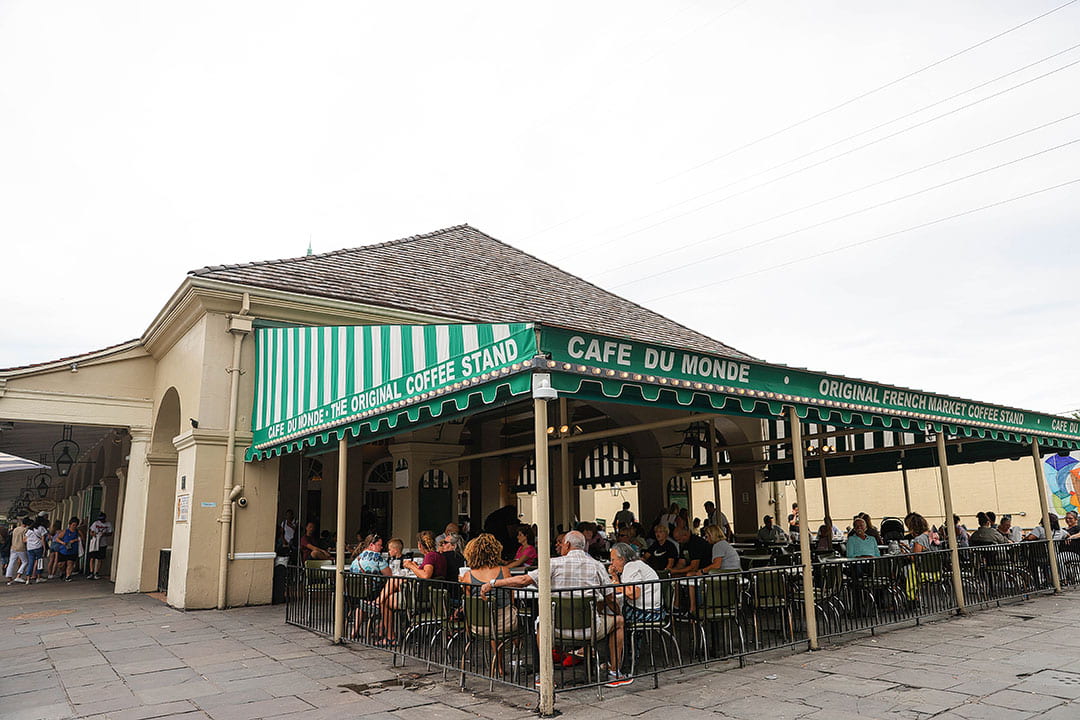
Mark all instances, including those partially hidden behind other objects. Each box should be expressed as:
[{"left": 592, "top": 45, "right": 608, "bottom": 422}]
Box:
[
  {"left": 32, "top": 454, "right": 51, "bottom": 498},
  {"left": 53, "top": 425, "right": 79, "bottom": 477}
]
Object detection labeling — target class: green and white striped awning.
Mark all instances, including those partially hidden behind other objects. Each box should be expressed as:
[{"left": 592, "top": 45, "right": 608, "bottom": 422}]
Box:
[
  {"left": 245, "top": 321, "right": 1080, "bottom": 461},
  {"left": 247, "top": 323, "right": 537, "bottom": 459},
  {"left": 535, "top": 325, "right": 1080, "bottom": 451}
]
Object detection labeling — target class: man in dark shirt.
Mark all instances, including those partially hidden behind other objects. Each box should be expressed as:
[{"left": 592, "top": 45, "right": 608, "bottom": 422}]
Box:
[
  {"left": 643, "top": 524, "right": 679, "bottom": 572},
  {"left": 299, "top": 522, "right": 330, "bottom": 562},
  {"left": 670, "top": 526, "right": 712, "bottom": 576}
]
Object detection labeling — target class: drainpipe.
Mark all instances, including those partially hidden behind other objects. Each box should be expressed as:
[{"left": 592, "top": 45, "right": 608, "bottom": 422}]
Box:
[{"left": 217, "top": 294, "right": 252, "bottom": 610}]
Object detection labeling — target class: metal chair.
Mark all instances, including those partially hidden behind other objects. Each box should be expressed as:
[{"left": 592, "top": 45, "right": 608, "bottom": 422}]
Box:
[
  {"left": 625, "top": 580, "right": 681, "bottom": 684},
  {"left": 459, "top": 593, "right": 523, "bottom": 690},
  {"left": 692, "top": 573, "right": 744, "bottom": 664},
  {"left": 551, "top": 594, "right": 605, "bottom": 698},
  {"left": 751, "top": 570, "right": 793, "bottom": 648}
]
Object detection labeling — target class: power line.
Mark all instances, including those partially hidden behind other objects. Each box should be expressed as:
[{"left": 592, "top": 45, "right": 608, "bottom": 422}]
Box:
[
  {"left": 557, "top": 48, "right": 1080, "bottom": 262},
  {"left": 641, "top": 177, "right": 1080, "bottom": 303},
  {"left": 659, "top": 0, "right": 1080, "bottom": 183},
  {"left": 612, "top": 135, "right": 1080, "bottom": 289},
  {"left": 594, "top": 111, "right": 1080, "bottom": 279}
]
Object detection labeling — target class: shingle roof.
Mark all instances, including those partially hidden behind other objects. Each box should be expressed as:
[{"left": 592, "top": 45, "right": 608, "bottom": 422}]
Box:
[{"left": 190, "top": 225, "right": 754, "bottom": 360}]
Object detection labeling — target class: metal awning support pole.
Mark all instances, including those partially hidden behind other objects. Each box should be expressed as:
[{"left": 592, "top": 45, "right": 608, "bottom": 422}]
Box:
[
  {"left": 333, "top": 436, "right": 349, "bottom": 644},
  {"left": 1031, "top": 440, "right": 1062, "bottom": 593},
  {"left": 709, "top": 419, "right": 722, "bottom": 523},
  {"left": 533, "top": 374, "right": 556, "bottom": 716},
  {"left": 900, "top": 459, "right": 912, "bottom": 516},
  {"left": 935, "top": 431, "right": 965, "bottom": 614},
  {"left": 819, "top": 458, "right": 831, "bottom": 527},
  {"left": 788, "top": 408, "right": 818, "bottom": 650},
  {"left": 559, "top": 397, "right": 572, "bottom": 533}
]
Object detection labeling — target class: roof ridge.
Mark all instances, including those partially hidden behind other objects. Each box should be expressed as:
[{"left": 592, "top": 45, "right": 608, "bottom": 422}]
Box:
[
  {"left": 469, "top": 227, "right": 755, "bottom": 360},
  {"left": 188, "top": 224, "right": 474, "bottom": 276}
]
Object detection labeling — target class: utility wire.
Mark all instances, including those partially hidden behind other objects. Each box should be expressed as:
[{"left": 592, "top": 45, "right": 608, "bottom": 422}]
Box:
[
  {"left": 660, "top": 0, "right": 1080, "bottom": 183},
  {"left": 557, "top": 49, "right": 1080, "bottom": 262},
  {"left": 642, "top": 177, "right": 1080, "bottom": 303},
  {"left": 613, "top": 135, "right": 1080, "bottom": 289},
  {"left": 594, "top": 110, "right": 1080, "bottom": 279}
]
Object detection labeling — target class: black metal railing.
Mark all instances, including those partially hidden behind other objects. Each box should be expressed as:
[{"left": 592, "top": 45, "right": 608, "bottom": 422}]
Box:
[{"left": 283, "top": 540, "right": 1069, "bottom": 695}]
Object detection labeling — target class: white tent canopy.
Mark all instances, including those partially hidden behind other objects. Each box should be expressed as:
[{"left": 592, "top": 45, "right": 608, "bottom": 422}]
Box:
[{"left": 0, "top": 451, "right": 48, "bottom": 474}]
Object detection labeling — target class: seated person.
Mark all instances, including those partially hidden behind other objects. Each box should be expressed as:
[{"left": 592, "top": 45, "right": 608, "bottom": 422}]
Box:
[
  {"left": 670, "top": 525, "right": 712, "bottom": 577},
  {"left": 643, "top": 524, "right": 678, "bottom": 573},
  {"left": 507, "top": 524, "right": 538, "bottom": 569},
  {"left": 699, "top": 525, "right": 740, "bottom": 573},
  {"left": 439, "top": 534, "right": 465, "bottom": 579},
  {"left": 756, "top": 515, "right": 788, "bottom": 545},
  {"left": 814, "top": 525, "right": 833, "bottom": 552},
  {"left": 608, "top": 542, "right": 663, "bottom": 623},
  {"left": 969, "top": 512, "right": 1008, "bottom": 546},
  {"left": 480, "top": 531, "right": 632, "bottom": 688},
  {"left": 846, "top": 517, "right": 880, "bottom": 558},
  {"left": 997, "top": 515, "right": 1021, "bottom": 543},
  {"left": 300, "top": 522, "right": 331, "bottom": 562},
  {"left": 349, "top": 534, "right": 392, "bottom": 640},
  {"left": 1023, "top": 513, "right": 1064, "bottom": 541},
  {"left": 403, "top": 531, "right": 448, "bottom": 580},
  {"left": 386, "top": 537, "right": 406, "bottom": 572},
  {"left": 460, "top": 534, "right": 517, "bottom": 657},
  {"left": 857, "top": 513, "right": 882, "bottom": 544},
  {"left": 580, "top": 522, "right": 609, "bottom": 559}
]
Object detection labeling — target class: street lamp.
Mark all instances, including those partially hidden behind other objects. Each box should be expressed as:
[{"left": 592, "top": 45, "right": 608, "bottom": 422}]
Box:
[{"left": 53, "top": 425, "right": 79, "bottom": 477}]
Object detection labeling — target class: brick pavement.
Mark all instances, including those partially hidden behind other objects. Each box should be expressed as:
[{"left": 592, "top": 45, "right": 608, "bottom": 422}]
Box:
[{"left": 3, "top": 578, "right": 1080, "bottom": 719}]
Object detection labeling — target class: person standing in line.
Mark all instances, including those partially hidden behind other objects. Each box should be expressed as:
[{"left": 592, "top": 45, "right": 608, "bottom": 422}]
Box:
[
  {"left": 47, "top": 521, "right": 64, "bottom": 579},
  {"left": 0, "top": 526, "right": 10, "bottom": 576},
  {"left": 87, "top": 513, "right": 113, "bottom": 580},
  {"left": 788, "top": 503, "right": 800, "bottom": 543},
  {"left": 25, "top": 518, "right": 49, "bottom": 584},
  {"left": 5, "top": 518, "right": 29, "bottom": 585},
  {"left": 58, "top": 517, "right": 83, "bottom": 581},
  {"left": 613, "top": 502, "right": 636, "bottom": 531},
  {"left": 280, "top": 509, "right": 298, "bottom": 548}
]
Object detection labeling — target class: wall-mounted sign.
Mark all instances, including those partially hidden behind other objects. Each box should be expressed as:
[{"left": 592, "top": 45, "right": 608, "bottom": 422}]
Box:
[
  {"left": 29, "top": 499, "right": 57, "bottom": 512},
  {"left": 201, "top": 501, "right": 217, "bottom": 508},
  {"left": 175, "top": 494, "right": 191, "bottom": 523},
  {"left": 394, "top": 458, "right": 409, "bottom": 489}
]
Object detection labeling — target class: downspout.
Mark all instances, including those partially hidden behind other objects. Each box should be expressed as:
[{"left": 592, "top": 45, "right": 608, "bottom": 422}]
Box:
[{"left": 217, "top": 293, "right": 252, "bottom": 610}]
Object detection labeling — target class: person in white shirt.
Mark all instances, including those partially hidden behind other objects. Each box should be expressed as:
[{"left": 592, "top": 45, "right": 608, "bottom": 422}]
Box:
[
  {"left": 25, "top": 519, "right": 49, "bottom": 583},
  {"left": 609, "top": 542, "right": 662, "bottom": 622},
  {"left": 87, "top": 512, "right": 114, "bottom": 580}
]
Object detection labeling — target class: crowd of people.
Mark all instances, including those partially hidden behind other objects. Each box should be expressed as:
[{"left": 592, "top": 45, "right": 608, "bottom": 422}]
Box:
[{"left": 0, "top": 512, "right": 113, "bottom": 585}]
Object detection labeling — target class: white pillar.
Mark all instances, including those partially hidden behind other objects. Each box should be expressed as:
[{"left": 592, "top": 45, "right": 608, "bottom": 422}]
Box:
[
  {"left": 1031, "top": 440, "right": 1062, "bottom": 593},
  {"left": 333, "top": 436, "right": 350, "bottom": 643},
  {"left": 935, "top": 432, "right": 965, "bottom": 613},
  {"left": 113, "top": 428, "right": 152, "bottom": 594},
  {"left": 534, "top": 393, "right": 555, "bottom": 715},
  {"left": 788, "top": 408, "right": 818, "bottom": 650}
]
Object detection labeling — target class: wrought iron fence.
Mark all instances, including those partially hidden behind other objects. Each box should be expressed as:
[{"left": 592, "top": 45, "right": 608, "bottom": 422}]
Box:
[{"left": 283, "top": 540, "right": 1067, "bottom": 695}]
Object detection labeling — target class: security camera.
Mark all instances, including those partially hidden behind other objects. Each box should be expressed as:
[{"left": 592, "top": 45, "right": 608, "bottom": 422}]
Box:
[{"left": 236, "top": 496, "right": 248, "bottom": 508}]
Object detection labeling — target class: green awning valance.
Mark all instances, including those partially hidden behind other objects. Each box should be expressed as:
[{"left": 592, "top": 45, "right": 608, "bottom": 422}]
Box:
[
  {"left": 245, "top": 321, "right": 1080, "bottom": 461},
  {"left": 536, "top": 325, "right": 1080, "bottom": 451}
]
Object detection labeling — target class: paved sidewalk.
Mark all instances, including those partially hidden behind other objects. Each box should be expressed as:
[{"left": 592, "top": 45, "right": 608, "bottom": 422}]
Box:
[{"left": 3, "top": 578, "right": 1080, "bottom": 719}]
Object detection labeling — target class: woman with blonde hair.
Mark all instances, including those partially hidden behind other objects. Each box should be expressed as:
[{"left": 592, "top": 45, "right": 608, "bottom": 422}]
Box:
[
  {"left": 460, "top": 534, "right": 517, "bottom": 670},
  {"left": 699, "top": 525, "right": 740, "bottom": 573}
]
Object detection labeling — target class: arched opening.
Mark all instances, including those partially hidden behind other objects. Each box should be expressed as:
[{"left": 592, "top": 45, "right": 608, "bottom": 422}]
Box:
[{"left": 143, "top": 387, "right": 181, "bottom": 593}]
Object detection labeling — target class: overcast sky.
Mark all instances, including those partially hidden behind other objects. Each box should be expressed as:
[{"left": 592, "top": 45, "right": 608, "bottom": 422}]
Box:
[{"left": 1, "top": 1, "right": 1078, "bottom": 417}]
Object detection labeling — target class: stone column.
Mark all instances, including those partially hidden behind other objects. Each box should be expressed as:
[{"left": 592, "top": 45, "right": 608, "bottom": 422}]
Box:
[{"left": 113, "top": 428, "right": 152, "bottom": 593}]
